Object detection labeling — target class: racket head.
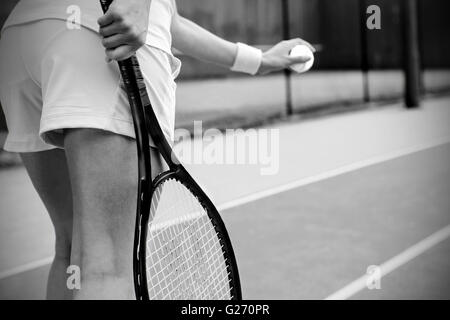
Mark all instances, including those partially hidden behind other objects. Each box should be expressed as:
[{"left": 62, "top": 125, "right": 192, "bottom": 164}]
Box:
[{"left": 136, "top": 168, "right": 241, "bottom": 300}]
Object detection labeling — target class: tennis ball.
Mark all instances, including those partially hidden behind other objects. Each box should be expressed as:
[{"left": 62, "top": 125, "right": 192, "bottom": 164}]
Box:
[{"left": 289, "top": 44, "right": 314, "bottom": 74}]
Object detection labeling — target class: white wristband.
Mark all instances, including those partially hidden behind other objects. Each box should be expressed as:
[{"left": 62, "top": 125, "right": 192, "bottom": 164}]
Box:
[{"left": 230, "top": 42, "right": 262, "bottom": 75}]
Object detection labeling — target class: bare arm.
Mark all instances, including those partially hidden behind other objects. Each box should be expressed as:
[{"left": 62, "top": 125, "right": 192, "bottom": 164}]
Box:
[
  {"left": 171, "top": 12, "right": 237, "bottom": 69},
  {"left": 171, "top": 2, "right": 315, "bottom": 75}
]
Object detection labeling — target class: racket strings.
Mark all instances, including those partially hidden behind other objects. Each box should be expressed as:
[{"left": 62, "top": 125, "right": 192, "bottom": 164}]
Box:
[
  {"left": 148, "top": 221, "right": 227, "bottom": 299},
  {"left": 145, "top": 178, "right": 233, "bottom": 300},
  {"left": 149, "top": 222, "right": 229, "bottom": 299},
  {"left": 149, "top": 225, "right": 226, "bottom": 295},
  {"left": 153, "top": 235, "right": 227, "bottom": 300},
  {"left": 148, "top": 194, "right": 228, "bottom": 299}
]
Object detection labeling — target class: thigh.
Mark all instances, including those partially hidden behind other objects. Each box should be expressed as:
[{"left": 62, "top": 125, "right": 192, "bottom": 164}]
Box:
[
  {"left": 64, "top": 128, "right": 165, "bottom": 278},
  {"left": 20, "top": 149, "right": 73, "bottom": 256}
]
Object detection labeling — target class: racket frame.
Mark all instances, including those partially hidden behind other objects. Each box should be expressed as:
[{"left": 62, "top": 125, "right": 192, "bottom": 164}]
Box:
[{"left": 140, "top": 169, "right": 242, "bottom": 300}]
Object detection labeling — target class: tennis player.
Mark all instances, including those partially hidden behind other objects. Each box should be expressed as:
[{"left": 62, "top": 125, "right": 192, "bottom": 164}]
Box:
[{"left": 0, "top": 0, "right": 314, "bottom": 299}]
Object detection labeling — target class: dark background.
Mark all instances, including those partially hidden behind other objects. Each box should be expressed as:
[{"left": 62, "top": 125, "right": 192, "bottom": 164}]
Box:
[{"left": 176, "top": 0, "right": 450, "bottom": 78}]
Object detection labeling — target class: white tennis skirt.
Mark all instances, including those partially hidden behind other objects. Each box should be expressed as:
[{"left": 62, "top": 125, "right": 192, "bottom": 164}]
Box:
[{"left": 0, "top": 19, "right": 181, "bottom": 152}]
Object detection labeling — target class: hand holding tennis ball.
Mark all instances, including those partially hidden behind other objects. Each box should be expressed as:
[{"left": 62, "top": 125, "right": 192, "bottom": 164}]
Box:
[{"left": 258, "top": 38, "right": 315, "bottom": 75}]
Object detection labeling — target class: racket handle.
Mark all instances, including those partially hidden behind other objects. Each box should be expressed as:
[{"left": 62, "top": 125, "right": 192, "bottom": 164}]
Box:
[{"left": 99, "top": 0, "right": 113, "bottom": 13}]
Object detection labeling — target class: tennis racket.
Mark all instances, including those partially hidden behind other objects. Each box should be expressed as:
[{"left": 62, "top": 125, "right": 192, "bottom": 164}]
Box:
[{"left": 99, "top": 0, "right": 241, "bottom": 300}]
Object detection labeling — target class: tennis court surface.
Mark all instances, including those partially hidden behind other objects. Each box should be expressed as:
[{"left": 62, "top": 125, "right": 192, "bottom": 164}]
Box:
[{"left": 1, "top": 95, "right": 449, "bottom": 299}]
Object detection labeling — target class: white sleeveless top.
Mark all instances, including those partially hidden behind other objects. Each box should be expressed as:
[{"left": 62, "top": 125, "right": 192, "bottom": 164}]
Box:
[{"left": 2, "top": 0, "right": 175, "bottom": 55}]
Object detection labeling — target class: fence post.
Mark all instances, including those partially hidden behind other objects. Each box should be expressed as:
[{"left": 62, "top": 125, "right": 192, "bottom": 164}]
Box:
[
  {"left": 0, "top": 107, "right": 6, "bottom": 132},
  {"left": 403, "top": 0, "right": 421, "bottom": 108},
  {"left": 359, "top": 0, "right": 370, "bottom": 103},
  {"left": 281, "top": 0, "right": 293, "bottom": 116}
]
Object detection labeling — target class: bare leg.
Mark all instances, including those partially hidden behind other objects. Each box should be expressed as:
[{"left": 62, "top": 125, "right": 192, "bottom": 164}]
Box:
[
  {"left": 20, "top": 150, "right": 73, "bottom": 300},
  {"left": 64, "top": 129, "right": 164, "bottom": 299}
]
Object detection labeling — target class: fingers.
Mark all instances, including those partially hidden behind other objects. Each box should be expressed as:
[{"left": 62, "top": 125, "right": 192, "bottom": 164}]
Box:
[
  {"left": 99, "top": 19, "right": 145, "bottom": 45},
  {"left": 102, "top": 30, "right": 139, "bottom": 61},
  {"left": 100, "top": 24, "right": 144, "bottom": 61},
  {"left": 102, "top": 32, "right": 145, "bottom": 61},
  {"left": 105, "top": 45, "right": 137, "bottom": 61},
  {"left": 97, "top": 9, "right": 119, "bottom": 27},
  {"left": 102, "top": 33, "right": 134, "bottom": 50},
  {"left": 286, "top": 38, "right": 316, "bottom": 53},
  {"left": 97, "top": 2, "right": 146, "bottom": 62},
  {"left": 99, "top": 22, "right": 128, "bottom": 38},
  {"left": 97, "top": 1, "right": 127, "bottom": 27},
  {"left": 288, "top": 55, "right": 312, "bottom": 64},
  {"left": 99, "top": 26, "right": 146, "bottom": 61}
]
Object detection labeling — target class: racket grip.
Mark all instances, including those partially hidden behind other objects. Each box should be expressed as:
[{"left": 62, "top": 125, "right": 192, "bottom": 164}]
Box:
[
  {"left": 99, "top": 0, "right": 113, "bottom": 13},
  {"left": 98, "top": 0, "right": 142, "bottom": 105}
]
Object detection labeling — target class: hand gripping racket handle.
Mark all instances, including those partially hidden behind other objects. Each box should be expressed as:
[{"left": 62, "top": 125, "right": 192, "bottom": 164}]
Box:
[{"left": 100, "top": 0, "right": 181, "bottom": 170}]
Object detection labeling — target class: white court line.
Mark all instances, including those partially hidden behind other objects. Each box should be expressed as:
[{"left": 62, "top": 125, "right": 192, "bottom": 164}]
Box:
[
  {"left": 0, "top": 257, "right": 54, "bottom": 280},
  {"left": 218, "top": 137, "right": 450, "bottom": 212},
  {"left": 1, "top": 137, "right": 449, "bottom": 281},
  {"left": 325, "top": 225, "right": 450, "bottom": 300}
]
